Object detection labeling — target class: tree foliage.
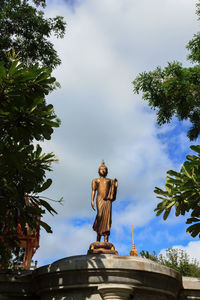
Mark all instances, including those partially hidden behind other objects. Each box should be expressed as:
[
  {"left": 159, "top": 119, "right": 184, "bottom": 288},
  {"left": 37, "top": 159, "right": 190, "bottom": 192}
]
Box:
[
  {"left": 140, "top": 250, "right": 158, "bottom": 262},
  {"left": 0, "top": 0, "right": 65, "bottom": 268},
  {"left": 0, "top": 53, "right": 60, "bottom": 267},
  {"left": 133, "top": 1, "right": 200, "bottom": 141},
  {"left": 0, "top": 0, "right": 66, "bottom": 69},
  {"left": 155, "top": 145, "right": 200, "bottom": 238},
  {"left": 133, "top": 0, "right": 200, "bottom": 237},
  {"left": 140, "top": 248, "right": 200, "bottom": 277},
  {"left": 133, "top": 62, "right": 200, "bottom": 140}
]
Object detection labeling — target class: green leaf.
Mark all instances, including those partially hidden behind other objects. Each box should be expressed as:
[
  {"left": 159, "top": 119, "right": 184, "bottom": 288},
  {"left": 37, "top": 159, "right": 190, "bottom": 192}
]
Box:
[
  {"left": 186, "top": 155, "right": 196, "bottom": 161},
  {"left": 163, "top": 208, "right": 171, "bottom": 220},
  {"left": 155, "top": 210, "right": 164, "bottom": 217},
  {"left": 39, "top": 199, "right": 57, "bottom": 215},
  {"left": 186, "top": 223, "right": 200, "bottom": 238},
  {"left": 186, "top": 217, "right": 200, "bottom": 224},
  {"left": 26, "top": 205, "right": 44, "bottom": 216},
  {"left": 8, "top": 60, "right": 21, "bottom": 76},
  {"left": 35, "top": 144, "right": 42, "bottom": 157},
  {"left": 165, "top": 183, "right": 172, "bottom": 193},
  {"left": 182, "top": 162, "right": 192, "bottom": 178},
  {"left": 38, "top": 178, "right": 52, "bottom": 192},
  {"left": 190, "top": 145, "right": 200, "bottom": 154},
  {"left": 0, "top": 61, "right": 6, "bottom": 81},
  {"left": 167, "top": 177, "right": 182, "bottom": 185},
  {"left": 154, "top": 187, "right": 169, "bottom": 196},
  {"left": 44, "top": 121, "right": 60, "bottom": 127},
  {"left": 156, "top": 196, "right": 169, "bottom": 201},
  {"left": 0, "top": 109, "right": 9, "bottom": 115},
  {"left": 166, "top": 200, "right": 175, "bottom": 209},
  {"left": 38, "top": 220, "right": 53, "bottom": 233},
  {"left": 30, "top": 98, "right": 44, "bottom": 112}
]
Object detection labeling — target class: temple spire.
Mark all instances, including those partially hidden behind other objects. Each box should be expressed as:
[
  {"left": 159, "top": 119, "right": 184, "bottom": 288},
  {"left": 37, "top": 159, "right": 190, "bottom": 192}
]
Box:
[{"left": 130, "top": 224, "right": 138, "bottom": 256}]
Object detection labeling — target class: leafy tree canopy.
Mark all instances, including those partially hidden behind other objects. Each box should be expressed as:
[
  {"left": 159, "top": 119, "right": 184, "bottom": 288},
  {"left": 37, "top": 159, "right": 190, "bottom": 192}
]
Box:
[
  {"left": 140, "top": 248, "right": 200, "bottom": 277},
  {"left": 155, "top": 145, "right": 200, "bottom": 238},
  {"left": 133, "top": 1, "right": 200, "bottom": 141},
  {"left": 133, "top": 63, "right": 200, "bottom": 140},
  {"left": 0, "top": 0, "right": 66, "bottom": 268},
  {"left": 0, "top": 0, "right": 66, "bottom": 69},
  {"left": 0, "top": 53, "right": 61, "bottom": 267}
]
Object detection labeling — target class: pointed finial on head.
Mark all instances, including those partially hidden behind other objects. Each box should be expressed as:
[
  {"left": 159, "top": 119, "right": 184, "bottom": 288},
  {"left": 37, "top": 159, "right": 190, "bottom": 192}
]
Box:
[
  {"left": 98, "top": 160, "right": 108, "bottom": 175},
  {"left": 99, "top": 160, "right": 106, "bottom": 168}
]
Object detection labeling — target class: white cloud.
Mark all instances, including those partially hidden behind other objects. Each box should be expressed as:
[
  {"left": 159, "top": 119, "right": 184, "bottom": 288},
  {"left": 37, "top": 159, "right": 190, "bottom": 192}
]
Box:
[
  {"left": 160, "top": 241, "right": 200, "bottom": 262},
  {"left": 32, "top": 0, "right": 199, "bottom": 265},
  {"left": 34, "top": 218, "right": 96, "bottom": 266},
  {"left": 177, "top": 241, "right": 200, "bottom": 262}
]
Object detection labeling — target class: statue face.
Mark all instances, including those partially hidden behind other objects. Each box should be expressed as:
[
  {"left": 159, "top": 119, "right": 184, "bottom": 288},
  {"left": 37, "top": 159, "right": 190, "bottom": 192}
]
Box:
[{"left": 98, "top": 167, "right": 108, "bottom": 177}]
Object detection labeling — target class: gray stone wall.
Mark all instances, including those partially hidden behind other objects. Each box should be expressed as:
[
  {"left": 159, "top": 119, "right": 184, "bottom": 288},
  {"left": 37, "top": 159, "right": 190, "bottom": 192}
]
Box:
[
  {"left": 179, "top": 277, "right": 200, "bottom": 299},
  {"left": 0, "top": 255, "right": 200, "bottom": 300},
  {"left": 0, "top": 270, "right": 38, "bottom": 300}
]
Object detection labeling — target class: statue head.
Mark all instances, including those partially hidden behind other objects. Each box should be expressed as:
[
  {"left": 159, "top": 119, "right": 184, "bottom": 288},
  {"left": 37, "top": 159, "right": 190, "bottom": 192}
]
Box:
[{"left": 98, "top": 160, "right": 108, "bottom": 177}]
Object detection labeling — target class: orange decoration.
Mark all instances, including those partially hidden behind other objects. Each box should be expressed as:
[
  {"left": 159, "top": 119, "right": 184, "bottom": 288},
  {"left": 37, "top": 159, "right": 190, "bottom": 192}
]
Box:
[{"left": 130, "top": 224, "right": 138, "bottom": 256}]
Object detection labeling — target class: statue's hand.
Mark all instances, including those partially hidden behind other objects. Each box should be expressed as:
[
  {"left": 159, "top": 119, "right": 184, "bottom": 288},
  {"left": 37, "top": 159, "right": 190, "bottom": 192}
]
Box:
[{"left": 91, "top": 201, "right": 95, "bottom": 211}]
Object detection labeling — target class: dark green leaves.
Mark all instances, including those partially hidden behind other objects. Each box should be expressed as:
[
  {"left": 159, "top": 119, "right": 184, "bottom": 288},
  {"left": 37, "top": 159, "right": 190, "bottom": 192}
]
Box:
[
  {"left": 154, "top": 146, "right": 200, "bottom": 238},
  {"left": 132, "top": 2, "right": 200, "bottom": 141},
  {"left": 0, "top": 56, "right": 60, "bottom": 144},
  {"left": 0, "top": 0, "right": 65, "bottom": 267},
  {"left": 38, "top": 220, "right": 53, "bottom": 233},
  {"left": 0, "top": 0, "right": 66, "bottom": 69},
  {"left": 38, "top": 179, "right": 53, "bottom": 193},
  {"left": 0, "top": 54, "right": 61, "bottom": 267},
  {"left": 133, "top": 63, "right": 200, "bottom": 140}
]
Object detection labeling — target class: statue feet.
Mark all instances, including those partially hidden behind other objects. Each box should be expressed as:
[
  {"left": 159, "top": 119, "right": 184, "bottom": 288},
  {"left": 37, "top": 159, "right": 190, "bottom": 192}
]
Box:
[{"left": 88, "top": 242, "right": 118, "bottom": 255}]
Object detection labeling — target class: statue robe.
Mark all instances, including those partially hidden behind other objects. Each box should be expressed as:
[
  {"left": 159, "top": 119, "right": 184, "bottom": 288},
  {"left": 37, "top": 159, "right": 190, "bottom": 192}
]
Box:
[{"left": 92, "top": 178, "right": 117, "bottom": 236}]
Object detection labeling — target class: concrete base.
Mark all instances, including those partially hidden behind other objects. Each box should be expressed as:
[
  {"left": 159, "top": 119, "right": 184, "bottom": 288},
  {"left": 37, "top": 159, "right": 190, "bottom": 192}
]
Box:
[
  {"left": 33, "top": 254, "right": 181, "bottom": 299},
  {"left": 179, "top": 277, "right": 200, "bottom": 299},
  {"left": 0, "top": 270, "right": 37, "bottom": 299},
  {"left": 98, "top": 284, "right": 133, "bottom": 299},
  {"left": 1, "top": 255, "right": 200, "bottom": 299}
]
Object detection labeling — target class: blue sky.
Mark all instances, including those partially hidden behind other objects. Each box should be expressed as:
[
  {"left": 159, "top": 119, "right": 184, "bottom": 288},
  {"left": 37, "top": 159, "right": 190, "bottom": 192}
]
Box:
[{"left": 34, "top": 0, "right": 200, "bottom": 266}]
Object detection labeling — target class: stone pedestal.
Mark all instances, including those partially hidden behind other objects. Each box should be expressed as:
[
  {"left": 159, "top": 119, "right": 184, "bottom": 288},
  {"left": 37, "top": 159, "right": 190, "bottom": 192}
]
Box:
[
  {"left": 2, "top": 255, "right": 200, "bottom": 299},
  {"left": 98, "top": 284, "right": 133, "bottom": 300},
  {"left": 33, "top": 255, "right": 182, "bottom": 299},
  {"left": 179, "top": 277, "right": 200, "bottom": 299},
  {"left": 88, "top": 242, "right": 118, "bottom": 254}
]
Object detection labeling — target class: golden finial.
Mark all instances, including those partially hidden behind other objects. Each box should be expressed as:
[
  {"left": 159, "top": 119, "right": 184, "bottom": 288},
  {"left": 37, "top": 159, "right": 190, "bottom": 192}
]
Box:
[
  {"left": 130, "top": 224, "right": 138, "bottom": 256},
  {"left": 101, "top": 160, "right": 105, "bottom": 167},
  {"left": 98, "top": 160, "right": 108, "bottom": 172}
]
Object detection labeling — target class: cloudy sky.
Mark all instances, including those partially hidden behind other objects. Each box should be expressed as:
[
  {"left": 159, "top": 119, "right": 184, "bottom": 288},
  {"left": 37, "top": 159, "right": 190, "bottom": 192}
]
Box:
[{"left": 34, "top": 0, "right": 200, "bottom": 266}]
